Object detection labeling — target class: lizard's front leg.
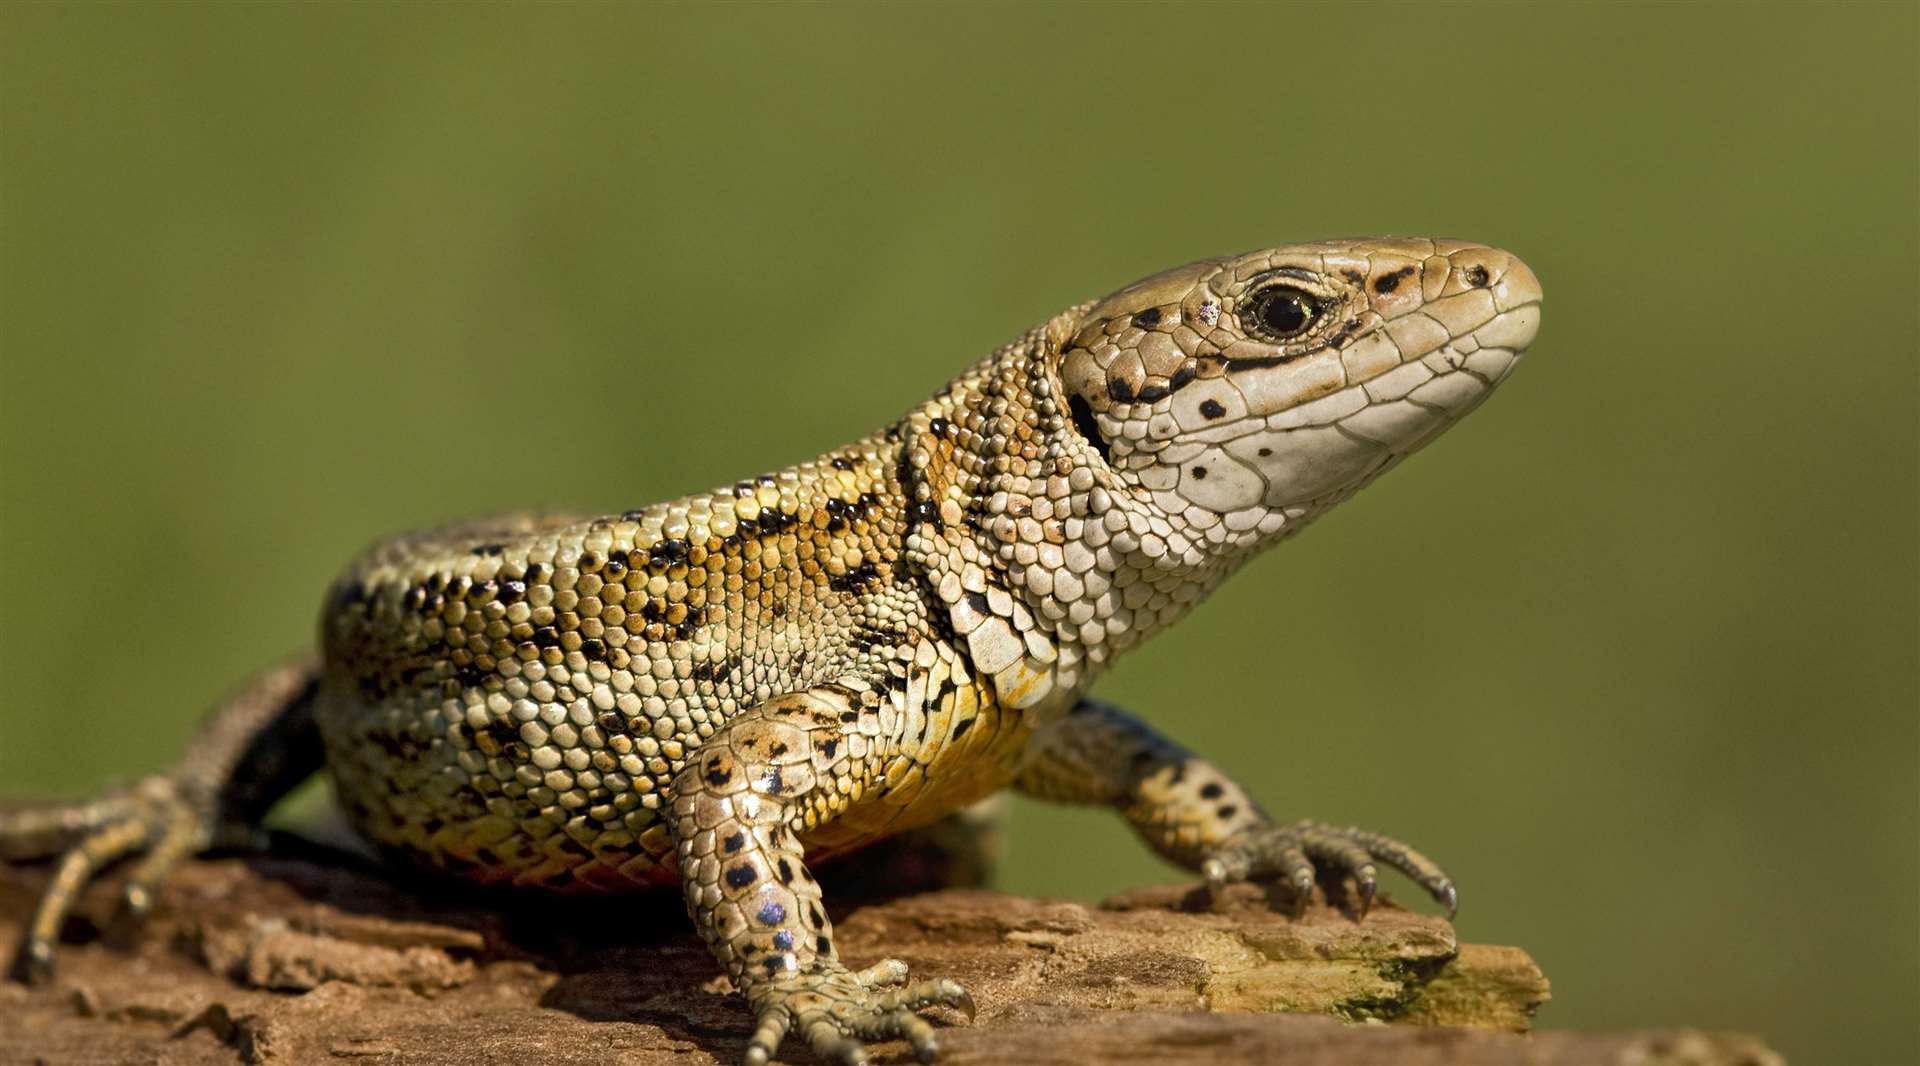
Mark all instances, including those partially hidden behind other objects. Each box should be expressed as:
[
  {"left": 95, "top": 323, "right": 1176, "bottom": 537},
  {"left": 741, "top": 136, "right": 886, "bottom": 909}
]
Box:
[
  {"left": 1014, "top": 698, "right": 1456, "bottom": 917},
  {"left": 671, "top": 684, "right": 974, "bottom": 1066}
]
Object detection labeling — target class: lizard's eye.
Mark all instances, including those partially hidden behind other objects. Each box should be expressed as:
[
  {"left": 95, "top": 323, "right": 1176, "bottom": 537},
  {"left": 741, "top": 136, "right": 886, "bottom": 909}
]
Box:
[{"left": 1243, "top": 285, "right": 1320, "bottom": 341}]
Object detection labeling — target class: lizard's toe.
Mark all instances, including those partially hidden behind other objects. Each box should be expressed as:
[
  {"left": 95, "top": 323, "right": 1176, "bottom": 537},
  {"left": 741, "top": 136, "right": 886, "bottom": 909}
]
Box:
[
  {"left": 2, "top": 776, "right": 214, "bottom": 983},
  {"left": 1304, "top": 821, "right": 1456, "bottom": 917},
  {"left": 850, "top": 957, "right": 911, "bottom": 989},
  {"left": 800, "top": 1018, "right": 869, "bottom": 1066},
  {"left": 1205, "top": 837, "right": 1313, "bottom": 914},
  {"left": 1205, "top": 819, "right": 1456, "bottom": 919},
  {"left": 742, "top": 1006, "right": 790, "bottom": 1066},
  {"left": 7, "top": 937, "right": 53, "bottom": 986},
  {"left": 744, "top": 962, "right": 973, "bottom": 1065},
  {"left": 876, "top": 976, "right": 976, "bottom": 1022},
  {"left": 862, "top": 1008, "right": 940, "bottom": 1064}
]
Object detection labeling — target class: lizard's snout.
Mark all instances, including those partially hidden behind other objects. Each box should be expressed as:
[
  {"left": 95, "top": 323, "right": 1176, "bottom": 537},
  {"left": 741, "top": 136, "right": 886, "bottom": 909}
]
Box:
[{"left": 1467, "top": 249, "right": 1542, "bottom": 353}]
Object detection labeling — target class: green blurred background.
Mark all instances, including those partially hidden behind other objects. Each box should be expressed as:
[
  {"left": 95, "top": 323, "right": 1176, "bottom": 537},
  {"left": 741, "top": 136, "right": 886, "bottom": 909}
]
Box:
[{"left": 2, "top": 4, "right": 1914, "bottom": 1062}]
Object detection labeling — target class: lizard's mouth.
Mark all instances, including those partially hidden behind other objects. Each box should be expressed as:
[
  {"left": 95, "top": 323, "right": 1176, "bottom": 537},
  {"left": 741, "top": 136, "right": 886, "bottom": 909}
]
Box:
[{"left": 1257, "top": 340, "right": 1530, "bottom": 509}]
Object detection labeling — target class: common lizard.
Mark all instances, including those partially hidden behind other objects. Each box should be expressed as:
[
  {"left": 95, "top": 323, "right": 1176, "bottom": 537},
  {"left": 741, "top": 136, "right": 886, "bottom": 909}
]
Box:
[{"left": 1, "top": 238, "right": 1542, "bottom": 1065}]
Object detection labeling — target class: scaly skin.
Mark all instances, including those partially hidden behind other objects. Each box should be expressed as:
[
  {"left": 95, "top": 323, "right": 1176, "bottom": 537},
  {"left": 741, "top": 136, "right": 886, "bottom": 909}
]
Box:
[{"left": 2, "top": 238, "right": 1542, "bottom": 1065}]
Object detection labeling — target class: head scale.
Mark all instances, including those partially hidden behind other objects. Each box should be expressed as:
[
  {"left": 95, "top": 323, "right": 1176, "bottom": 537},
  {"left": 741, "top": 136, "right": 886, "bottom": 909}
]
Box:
[{"left": 1050, "top": 238, "right": 1542, "bottom": 557}]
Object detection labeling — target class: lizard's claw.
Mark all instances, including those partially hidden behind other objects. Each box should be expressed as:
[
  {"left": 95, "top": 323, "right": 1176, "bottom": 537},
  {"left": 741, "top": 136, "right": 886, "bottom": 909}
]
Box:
[
  {"left": 1202, "top": 819, "right": 1456, "bottom": 920},
  {"left": 1, "top": 775, "right": 216, "bottom": 983},
  {"left": 742, "top": 958, "right": 974, "bottom": 1066}
]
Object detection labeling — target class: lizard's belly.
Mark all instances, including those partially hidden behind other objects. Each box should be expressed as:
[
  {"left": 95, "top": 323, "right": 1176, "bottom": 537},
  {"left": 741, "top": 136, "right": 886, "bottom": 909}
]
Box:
[{"left": 315, "top": 651, "right": 1037, "bottom": 893}]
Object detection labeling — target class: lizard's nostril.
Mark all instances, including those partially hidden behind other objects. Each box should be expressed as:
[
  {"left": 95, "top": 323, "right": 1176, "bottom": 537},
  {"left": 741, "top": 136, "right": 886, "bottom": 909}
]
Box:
[{"left": 1489, "top": 255, "right": 1543, "bottom": 313}]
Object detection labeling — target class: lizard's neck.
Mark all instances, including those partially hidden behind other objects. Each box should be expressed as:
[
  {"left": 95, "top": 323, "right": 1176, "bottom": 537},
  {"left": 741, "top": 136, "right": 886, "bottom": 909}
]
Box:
[{"left": 896, "top": 314, "right": 1261, "bottom": 719}]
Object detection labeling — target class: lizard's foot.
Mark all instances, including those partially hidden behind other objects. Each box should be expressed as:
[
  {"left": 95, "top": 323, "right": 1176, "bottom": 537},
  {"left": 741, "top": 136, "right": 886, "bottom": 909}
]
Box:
[
  {"left": 741, "top": 957, "right": 975, "bottom": 1066},
  {"left": 1201, "top": 819, "right": 1457, "bottom": 920},
  {"left": 1, "top": 775, "right": 218, "bottom": 984}
]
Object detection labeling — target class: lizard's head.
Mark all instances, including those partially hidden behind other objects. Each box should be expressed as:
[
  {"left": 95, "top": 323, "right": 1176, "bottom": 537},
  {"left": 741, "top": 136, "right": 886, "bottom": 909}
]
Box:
[{"left": 1052, "top": 238, "right": 1541, "bottom": 550}]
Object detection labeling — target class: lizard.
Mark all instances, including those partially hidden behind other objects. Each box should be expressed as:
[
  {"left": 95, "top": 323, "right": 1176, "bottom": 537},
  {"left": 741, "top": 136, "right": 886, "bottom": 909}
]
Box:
[{"left": 0, "top": 237, "right": 1542, "bottom": 1065}]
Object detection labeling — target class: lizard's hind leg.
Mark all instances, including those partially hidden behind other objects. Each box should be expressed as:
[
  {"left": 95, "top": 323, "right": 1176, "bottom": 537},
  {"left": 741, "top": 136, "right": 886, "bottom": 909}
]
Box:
[{"left": 1, "top": 653, "right": 323, "bottom": 983}]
